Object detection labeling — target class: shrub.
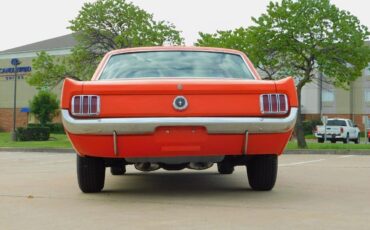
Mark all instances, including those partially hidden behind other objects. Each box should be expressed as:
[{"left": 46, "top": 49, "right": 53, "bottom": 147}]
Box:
[
  {"left": 303, "top": 120, "right": 323, "bottom": 135},
  {"left": 16, "top": 127, "right": 50, "bottom": 141},
  {"left": 28, "top": 123, "right": 65, "bottom": 134},
  {"left": 29, "top": 91, "right": 59, "bottom": 126}
]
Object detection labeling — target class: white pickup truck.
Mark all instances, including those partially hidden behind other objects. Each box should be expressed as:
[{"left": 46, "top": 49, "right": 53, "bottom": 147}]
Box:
[{"left": 315, "top": 118, "right": 360, "bottom": 144}]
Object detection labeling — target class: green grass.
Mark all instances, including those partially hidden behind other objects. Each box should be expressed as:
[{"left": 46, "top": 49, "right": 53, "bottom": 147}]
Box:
[
  {"left": 0, "top": 132, "right": 71, "bottom": 149},
  {"left": 287, "top": 141, "right": 370, "bottom": 150},
  {"left": 304, "top": 134, "right": 316, "bottom": 139}
]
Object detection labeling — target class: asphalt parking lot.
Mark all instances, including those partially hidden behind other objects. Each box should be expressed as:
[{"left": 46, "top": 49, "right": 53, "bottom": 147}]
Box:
[{"left": 0, "top": 152, "right": 369, "bottom": 230}]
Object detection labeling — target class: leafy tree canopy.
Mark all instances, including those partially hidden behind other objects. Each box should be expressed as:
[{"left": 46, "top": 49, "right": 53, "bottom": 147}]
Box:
[
  {"left": 26, "top": 51, "right": 69, "bottom": 90},
  {"left": 250, "top": 0, "right": 369, "bottom": 88},
  {"left": 197, "top": 0, "right": 370, "bottom": 148}
]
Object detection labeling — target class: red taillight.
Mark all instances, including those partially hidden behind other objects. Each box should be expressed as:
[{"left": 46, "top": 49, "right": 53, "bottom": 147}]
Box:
[
  {"left": 73, "top": 96, "right": 81, "bottom": 114},
  {"left": 90, "top": 96, "right": 98, "bottom": 114},
  {"left": 82, "top": 96, "right": 89, "bottom": 114},
  {"left": 279, "top": 94, "right": 287, "bottom": 112},
  {"left": 270, "top": 95, "right": 278, "bottom": 112},
  {"left": 262, "top": 95, "right": 269, "bottom": 112},
  {"left": 71, "top": 95, "right": 100, "bottom": 116},
  {"left": 260, "top": 94, "right": 289, "bottom": 114},
  {"left": 340, "top": 127, "right": 344, "bottom": 133}
]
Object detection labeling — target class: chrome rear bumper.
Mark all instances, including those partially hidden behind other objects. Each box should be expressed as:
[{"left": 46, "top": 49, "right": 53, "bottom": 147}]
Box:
[{"left": 62, "top": 108, "right": 297, "bottom": 135}]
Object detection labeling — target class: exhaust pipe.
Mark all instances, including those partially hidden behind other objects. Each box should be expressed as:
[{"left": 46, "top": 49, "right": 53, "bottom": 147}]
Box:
[
  {"left": 134, "top": 162, "right": 160, "bottom": 172},
  {"left": 187, "top": 162, "right": 214, "bottom": 170}
]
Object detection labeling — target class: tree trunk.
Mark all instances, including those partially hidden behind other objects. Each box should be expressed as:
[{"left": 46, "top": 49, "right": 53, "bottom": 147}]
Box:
[{"left": 295, "top": 85, "right": 307, "bottom": 148}]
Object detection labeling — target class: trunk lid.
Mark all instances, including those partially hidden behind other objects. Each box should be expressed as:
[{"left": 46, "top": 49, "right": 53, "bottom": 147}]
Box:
[{"left": 81, "top": 79, "right": 276, "bottom": 117}]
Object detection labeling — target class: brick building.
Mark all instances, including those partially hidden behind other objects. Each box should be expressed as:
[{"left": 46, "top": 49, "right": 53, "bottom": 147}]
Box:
[{"left": 0, "top": 34, "right": 76, "bottom": 131}]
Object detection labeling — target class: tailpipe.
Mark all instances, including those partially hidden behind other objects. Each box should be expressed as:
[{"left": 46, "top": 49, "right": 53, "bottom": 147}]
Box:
[
  {"left": 187, "top": 162, "right": 214, "bottom": 170},
  {"left": 134, "top": 162, "right": 160, "bottom": 172}
]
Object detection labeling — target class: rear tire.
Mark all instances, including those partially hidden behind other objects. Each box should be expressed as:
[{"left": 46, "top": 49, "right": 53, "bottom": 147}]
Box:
[
  {"left": 318, "top": 138, "right": 324, "bottom": 143},
  {"left": 77, "top": 155, "right": 105, "bottom": 193},
  {"left": 354, "top": 135, "right": 360, "bottom": 144},
  {"left": 247, "top": 155, "right": 277, "bottom": 191},
  {"left": 111, "top": 165, "right": 126, "bottom": 175},
  {"left": 330, "top": 139, "right": 336, "bottom": 144},
  {"left": 217, "top": 162, "right": 234, "bottom": 174},
  {"left": 343, "top": 134, "right": 349, "bottom": 144}
]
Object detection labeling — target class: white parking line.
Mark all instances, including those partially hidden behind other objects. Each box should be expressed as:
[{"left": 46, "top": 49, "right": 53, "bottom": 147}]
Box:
[
  {"left": 279, "top": 159, "right": 326, "bottom": 167},
  {"left": 338, "top": 155, "right": 354, "bottom": 159}
]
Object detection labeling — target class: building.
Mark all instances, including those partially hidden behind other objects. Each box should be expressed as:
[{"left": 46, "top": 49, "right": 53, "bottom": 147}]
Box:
[
  {"left": 0, "top": 34, "right": 369, "bottom": 132},
  {"left": 301, "top": 71, "right": 370, "bottom": 128},
  {"left": 0, "top": 34, "right": 77, "bottom": 131}
]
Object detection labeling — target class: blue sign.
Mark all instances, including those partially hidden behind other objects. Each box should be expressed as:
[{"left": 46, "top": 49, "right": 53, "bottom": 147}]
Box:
[
  {"left": 20, "top": 107, "right": 30, "bottom": 113},
  {"left": 0, "top": 66, "right": 32, "bottom": 74},
  {"left": 11, "top": 58, "right": 21, "bottom": 66}
]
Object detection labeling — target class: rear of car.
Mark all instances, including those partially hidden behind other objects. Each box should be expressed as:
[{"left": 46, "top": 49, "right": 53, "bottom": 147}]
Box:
[{"left": 61, "top": 47, "right": 298, "bottom": 193}]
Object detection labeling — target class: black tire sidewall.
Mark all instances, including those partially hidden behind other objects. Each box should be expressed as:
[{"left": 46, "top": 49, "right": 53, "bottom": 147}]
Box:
[
  {"left": 77, "top": 155, "right": 105, "bottom": 193},
  {"left": 217, "top": 162, "right": 234, "bottom": 174},
  {"left": 247, "top": 155, "right": 277, "bottom": 191}
]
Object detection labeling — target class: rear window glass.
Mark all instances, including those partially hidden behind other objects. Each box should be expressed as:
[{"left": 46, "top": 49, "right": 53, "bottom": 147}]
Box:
[
  {"left": 327, "top": 120, "right": 347, "bottom": 126},
  {"left": 99, "top": 51, "right": 255, "bottom": 80}
]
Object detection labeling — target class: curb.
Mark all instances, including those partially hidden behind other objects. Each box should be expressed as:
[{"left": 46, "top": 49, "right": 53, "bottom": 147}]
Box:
[
  {"left": 0, "top": 148, "right": 368, "bottom": 155},
  {"left": 0, "top": 148, "right": 74, "bottom": 153},
  {"left": 284, "top": 149, "right": 370, "bottom": 155}
]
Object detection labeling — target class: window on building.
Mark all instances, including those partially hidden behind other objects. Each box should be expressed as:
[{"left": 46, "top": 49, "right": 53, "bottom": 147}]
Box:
[
  {"left": 322, "top": 90, "right": 335, "bottom": 102},
  {"left": 364, "top": 64, "right": 370, "bottom": 76},
  {"left": 365, "top": 90, "right": 370, "bottom": 102}
]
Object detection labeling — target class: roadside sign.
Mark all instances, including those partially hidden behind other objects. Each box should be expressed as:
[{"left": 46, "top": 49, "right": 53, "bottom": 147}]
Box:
[
  {"left": 364, "top": 116, "right": 369, "bottom": 144},
  {"left": 322, "top": 116, "right": 328, "bottom": 141},
  {"left": 322, "top": 116, "right": 328, "bottom": 125}
]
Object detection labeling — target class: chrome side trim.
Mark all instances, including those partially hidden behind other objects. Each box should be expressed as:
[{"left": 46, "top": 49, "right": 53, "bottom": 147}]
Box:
[{"left": 62, "top": 108, "right": 298, "bottom": 135}]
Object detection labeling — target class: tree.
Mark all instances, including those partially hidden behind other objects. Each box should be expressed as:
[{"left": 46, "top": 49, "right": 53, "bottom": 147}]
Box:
[
  {"left": 26, "top": 51, "right": 69, "bottom": 90},
  {"left": 68, "top": 0, "right": 183, "bottom": 80},
  {"left": 27, "top": 0, "right": 184, "bottom": 88},
  {"left": 29, "top": 91, "right": 59, "bottom": 126},
  {"left": 197, "top": 0, "right": 370, "bottom": 148}
]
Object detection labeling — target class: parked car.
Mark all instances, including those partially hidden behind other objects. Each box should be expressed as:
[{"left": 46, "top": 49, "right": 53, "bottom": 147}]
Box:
[
  {"left": 315, "top": 118, "right": 360, "bottom": 144},
  {"left": 61, "top": 46, "right": 298, "bottom": 193},
  {"left": 368, "top": 129, "right": 370, "bottom": 142}
]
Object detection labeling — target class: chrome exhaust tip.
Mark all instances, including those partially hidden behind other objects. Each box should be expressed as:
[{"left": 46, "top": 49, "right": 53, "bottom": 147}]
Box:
[
  {"left": 134, "top": 162, "right": 160, "bottom": 172},
  {"left": 187, "top": 162, "right": 214, "bottom": 170}
]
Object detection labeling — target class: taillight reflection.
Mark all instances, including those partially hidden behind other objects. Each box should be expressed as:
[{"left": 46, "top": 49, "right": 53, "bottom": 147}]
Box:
[
  {"left": 71, "top": 95, "right": 100, "bottom": 116},
  {"left": 260, "top": 94, "right": 288, "bottom": 114}
]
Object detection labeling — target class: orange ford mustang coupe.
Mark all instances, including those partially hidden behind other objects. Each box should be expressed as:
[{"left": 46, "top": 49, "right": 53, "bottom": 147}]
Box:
[{"left": 61, "top": 46, "right": 298, "bottom": 193}]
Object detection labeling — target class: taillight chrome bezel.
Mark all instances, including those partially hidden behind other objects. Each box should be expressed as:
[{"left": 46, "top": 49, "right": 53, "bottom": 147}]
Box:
[
  {"left": 260, "top": 94, "right": 289, "bottom": 114},
  {"left": 71, "top": 95, "right": 100, "bottom": 116}
]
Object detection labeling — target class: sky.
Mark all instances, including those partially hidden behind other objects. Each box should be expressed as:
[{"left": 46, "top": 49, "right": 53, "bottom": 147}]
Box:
[{"left": 0, "top": 0, "right": 369, "bottom": 51}]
